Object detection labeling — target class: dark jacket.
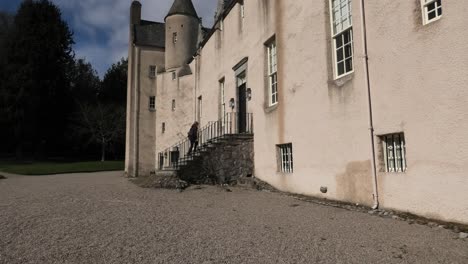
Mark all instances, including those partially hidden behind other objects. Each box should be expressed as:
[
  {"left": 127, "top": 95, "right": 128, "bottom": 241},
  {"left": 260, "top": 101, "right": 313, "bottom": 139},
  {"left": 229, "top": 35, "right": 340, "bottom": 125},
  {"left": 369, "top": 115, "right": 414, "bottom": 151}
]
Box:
[{"left": 188, "top": 125, "right": 198, "bottom": 141}]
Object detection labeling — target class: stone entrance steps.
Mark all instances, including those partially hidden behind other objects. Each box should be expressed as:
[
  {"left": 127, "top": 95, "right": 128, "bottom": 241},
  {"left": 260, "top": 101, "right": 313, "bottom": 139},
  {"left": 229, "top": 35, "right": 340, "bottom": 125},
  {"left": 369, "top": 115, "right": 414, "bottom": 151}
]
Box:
[{"left": 160, "top": 133, "right": 254, "bottom": 185}]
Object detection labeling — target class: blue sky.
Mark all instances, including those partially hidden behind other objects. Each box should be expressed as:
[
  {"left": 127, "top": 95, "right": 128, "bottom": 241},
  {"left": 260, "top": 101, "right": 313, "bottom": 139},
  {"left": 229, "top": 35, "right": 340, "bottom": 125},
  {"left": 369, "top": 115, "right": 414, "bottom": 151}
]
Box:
[{"left": 0, "top": 0, "right": 217, "bottom": 78}]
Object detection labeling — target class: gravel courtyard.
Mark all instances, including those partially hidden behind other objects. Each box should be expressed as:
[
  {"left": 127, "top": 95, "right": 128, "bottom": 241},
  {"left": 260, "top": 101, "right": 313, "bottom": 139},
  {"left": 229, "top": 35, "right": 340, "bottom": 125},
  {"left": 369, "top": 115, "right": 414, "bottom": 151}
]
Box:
[{"left": 0, "top": 171, "right": 466, "bottom": 264}]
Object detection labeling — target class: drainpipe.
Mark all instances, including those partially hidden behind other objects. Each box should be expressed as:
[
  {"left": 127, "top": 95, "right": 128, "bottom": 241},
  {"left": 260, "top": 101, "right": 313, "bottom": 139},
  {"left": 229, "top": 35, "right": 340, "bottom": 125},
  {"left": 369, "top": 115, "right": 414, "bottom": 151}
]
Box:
[
  {"left": 133, "top": 46, "right": 141, "bottom": 177},
  {"left": 359, "top": 0, "right": 379, "bottom": 210}
]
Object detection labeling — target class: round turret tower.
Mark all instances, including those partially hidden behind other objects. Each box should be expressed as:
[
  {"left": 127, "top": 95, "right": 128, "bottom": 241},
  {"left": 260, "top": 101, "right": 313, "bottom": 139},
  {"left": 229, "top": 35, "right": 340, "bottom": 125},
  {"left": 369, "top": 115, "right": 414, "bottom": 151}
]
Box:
[{"left": 164, "top": 0, "right": 201, "bottom": 70}]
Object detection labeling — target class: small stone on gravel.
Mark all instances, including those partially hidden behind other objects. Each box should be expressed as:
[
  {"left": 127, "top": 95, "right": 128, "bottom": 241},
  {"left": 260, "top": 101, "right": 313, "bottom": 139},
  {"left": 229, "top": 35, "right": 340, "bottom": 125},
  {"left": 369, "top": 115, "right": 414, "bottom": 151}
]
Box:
[{"left": 459, "top": 233, "right": 468, "bottom": 239}]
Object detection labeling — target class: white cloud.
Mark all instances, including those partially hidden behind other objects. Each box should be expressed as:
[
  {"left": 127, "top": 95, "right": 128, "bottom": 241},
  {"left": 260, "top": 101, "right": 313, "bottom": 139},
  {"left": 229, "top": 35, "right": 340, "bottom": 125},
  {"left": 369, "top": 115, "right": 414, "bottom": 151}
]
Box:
[{"left": 50, "top": 0, "right": 217, "bottom": 77}]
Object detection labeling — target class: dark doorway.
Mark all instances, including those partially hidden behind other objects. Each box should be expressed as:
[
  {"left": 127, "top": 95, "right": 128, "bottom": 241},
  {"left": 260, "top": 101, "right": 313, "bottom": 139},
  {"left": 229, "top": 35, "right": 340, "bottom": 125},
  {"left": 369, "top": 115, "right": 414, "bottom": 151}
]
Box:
[{"left": 238, "top": 83, "right": 247, "bottom": 133}]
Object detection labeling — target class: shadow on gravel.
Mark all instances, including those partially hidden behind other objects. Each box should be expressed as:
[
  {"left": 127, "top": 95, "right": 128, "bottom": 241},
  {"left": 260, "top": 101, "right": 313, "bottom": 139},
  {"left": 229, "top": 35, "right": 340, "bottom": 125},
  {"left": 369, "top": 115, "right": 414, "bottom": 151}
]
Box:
[{"left": 0, "top": 174, "right": 6, "bottom": 179}]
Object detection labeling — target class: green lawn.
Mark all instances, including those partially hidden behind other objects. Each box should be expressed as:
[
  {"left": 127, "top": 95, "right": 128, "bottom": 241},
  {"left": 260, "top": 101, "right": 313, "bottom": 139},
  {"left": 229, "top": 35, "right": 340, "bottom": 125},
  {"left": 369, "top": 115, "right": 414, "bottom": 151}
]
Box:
[{"left": 0, "top": 160, "right": 124, "bottom": 175}]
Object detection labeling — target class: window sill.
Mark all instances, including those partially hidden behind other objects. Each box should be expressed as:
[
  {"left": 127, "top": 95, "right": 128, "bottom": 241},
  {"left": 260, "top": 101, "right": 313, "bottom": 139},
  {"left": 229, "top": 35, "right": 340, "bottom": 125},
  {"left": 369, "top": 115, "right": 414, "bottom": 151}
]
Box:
[
  {"left": 264, "top": 103, "right": 279, "bottom": 114},
  {"left": 330, "top": 71, "right": 354, "bottom": 87},
  {"left": 423, "top": 16, "right": 442, "bottom": 25},
  {"left": 379, "top": 170, "right": 407, "bottom": 175},
  {"left": 276, "top": 171, "right": 293, "bottom": 177},
  {"left": 149, "top": 109, "right": 156, "bottom": 112}
]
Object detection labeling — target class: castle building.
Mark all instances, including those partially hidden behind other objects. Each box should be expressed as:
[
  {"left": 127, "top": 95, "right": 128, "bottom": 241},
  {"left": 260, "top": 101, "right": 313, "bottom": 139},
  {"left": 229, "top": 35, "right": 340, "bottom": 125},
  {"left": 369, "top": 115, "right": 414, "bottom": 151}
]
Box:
[{"left": 126, "top": 0, "right": 468, "bottom": 225}]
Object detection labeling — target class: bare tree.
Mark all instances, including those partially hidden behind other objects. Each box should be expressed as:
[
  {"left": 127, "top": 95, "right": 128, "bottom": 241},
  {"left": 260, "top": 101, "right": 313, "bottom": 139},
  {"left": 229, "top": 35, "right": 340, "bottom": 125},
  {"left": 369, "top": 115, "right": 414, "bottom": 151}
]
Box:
[{"left": 72, "top": 103, "right": 125, "bottom": 161}]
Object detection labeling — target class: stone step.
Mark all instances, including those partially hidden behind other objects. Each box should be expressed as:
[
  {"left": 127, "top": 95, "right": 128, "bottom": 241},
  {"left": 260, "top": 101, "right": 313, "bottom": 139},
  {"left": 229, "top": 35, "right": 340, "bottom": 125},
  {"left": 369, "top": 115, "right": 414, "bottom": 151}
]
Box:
[{"left": 154, "top": 169, "right": 178, "bottom": 177}]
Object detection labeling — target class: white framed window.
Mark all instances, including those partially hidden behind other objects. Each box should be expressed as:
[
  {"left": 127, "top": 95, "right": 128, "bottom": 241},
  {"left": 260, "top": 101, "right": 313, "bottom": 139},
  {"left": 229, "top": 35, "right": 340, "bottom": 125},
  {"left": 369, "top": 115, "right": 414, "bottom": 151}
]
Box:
[
  {"left": 329, "top": 0, "right": 354, "bottom": 78},
  {"left": 219, "top": 79, "right": 226, "bottom": 119},
  {"left": 277, "top": 143, "right": 293, "bottom": 173},
  {"left": 240, "top": 1, "right": 245, "bottom": 18},
  {"left": 421, "top": 0, "right": 442, "bottom": 25},
  {"left": 149, "top": 96, "right": 156, "bottom": 111},
  {"left": 172, "top": 32, "right": 177, "bottom": 43},
  {"left": 197, "top": 96, "right": 202, "bottom": 123},
  {"left": 266, "top": 39, "right": 278, "bottom": 106},
  {"left": 381, "top": 133, "right": 407, "bottom": 173},
  {"left": 220, "top": 19, "right": 224, "bottom": 31},
  {"left": 149, "top": 65, "right": 156, "bottom": 78}
]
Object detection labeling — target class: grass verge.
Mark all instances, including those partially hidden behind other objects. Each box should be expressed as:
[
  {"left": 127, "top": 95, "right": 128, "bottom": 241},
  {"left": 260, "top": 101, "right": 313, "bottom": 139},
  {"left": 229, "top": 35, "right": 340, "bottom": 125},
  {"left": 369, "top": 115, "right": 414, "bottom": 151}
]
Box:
[{"left": 0, "top": 160, "right": 124, "bottom": 175}]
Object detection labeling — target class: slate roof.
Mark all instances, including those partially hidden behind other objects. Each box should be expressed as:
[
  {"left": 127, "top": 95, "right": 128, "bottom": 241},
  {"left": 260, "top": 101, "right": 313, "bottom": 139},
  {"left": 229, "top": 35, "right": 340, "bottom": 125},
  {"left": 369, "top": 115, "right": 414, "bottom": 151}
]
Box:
[
  {"left": 165, "top": 0, "right": 199, "bottom": 20},
  {"left": 134, "top": 21, "right": 166, "bottom": 48}
]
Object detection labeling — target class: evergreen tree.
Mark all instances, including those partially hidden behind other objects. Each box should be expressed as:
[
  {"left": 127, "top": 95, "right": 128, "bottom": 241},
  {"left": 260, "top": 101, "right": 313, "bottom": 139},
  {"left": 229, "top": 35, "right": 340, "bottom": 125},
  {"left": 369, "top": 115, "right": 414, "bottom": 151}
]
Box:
[
  {"left": 0, "top": 11, "right": 13, "bottom": 65},
  {"left": 99, "top": 58, "right": 128, "bottom": 104},
  {"left": 0, "top": 12, "right": 14, "bottom": 154},
  {"left": 2, "top": 0, "right": 74, "bottom": 158},
  {"left": 70, "top": 58, "right": 100, "bottom": 105}
]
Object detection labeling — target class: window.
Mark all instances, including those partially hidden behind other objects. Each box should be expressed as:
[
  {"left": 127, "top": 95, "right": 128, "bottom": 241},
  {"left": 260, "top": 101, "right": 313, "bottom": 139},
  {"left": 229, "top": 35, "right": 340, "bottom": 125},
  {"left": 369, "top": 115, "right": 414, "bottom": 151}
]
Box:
[
  {"left": 197, "top": 96, "right": 202, "bottom": 123},
  {"left": 277, "top": 143, "right": 293, "bottom": 173},
  {"left": 266, "top": 40, "right": 278, "bottom": 106},
  {"left": 172, "top": 71, "right": 177, "bottom": 80},
  {"left": 172, "top": 32, "right": 177, "bottom": 44},
  {"left": 162, "top": 122, "right": 166, "bottom": 134},
  {"left": 330, "top": 0, "right": 354, "bottom": 78},
  {"left": 149, "top": 65, "right": 156, "bottom": 78},
  {"left": 240, "top": 1, "right": 245, "bottom": 18},
  {"left": 381, "top": 133, "right": 407, "bottom": 173},
  {"left": 149, "top": 96, "right": 156, "bottom": 111},
  {"left": 422, "top": 0, "right": 442, "bottom": 24},
  {"left": 219, "top": 79, "right": 226, "bottom": 119},
  {"left": 172, "top": 99, "right": 176, "bottom": 111}
]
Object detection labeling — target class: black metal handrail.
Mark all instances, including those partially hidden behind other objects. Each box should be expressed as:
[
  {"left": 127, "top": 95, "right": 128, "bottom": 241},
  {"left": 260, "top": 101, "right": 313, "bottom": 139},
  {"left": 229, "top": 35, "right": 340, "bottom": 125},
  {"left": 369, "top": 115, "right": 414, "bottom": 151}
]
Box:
[{"left": 158, "top": 112, "right": 253, "bottom": 170}]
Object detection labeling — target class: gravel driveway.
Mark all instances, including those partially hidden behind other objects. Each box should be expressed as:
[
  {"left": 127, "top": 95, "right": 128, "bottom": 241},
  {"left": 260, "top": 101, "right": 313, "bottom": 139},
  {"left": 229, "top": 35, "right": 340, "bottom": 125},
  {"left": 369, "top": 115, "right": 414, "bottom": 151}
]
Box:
[{"left": 0, "top": 171, "right": 467, "bottom": 264}]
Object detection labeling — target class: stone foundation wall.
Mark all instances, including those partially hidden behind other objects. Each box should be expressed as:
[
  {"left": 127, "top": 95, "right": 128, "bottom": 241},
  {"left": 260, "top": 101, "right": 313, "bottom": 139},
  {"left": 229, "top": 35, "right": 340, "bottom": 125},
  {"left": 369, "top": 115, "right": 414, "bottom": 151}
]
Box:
[{"left": 178, "top": 139, "right": 254, "bottom": 184}]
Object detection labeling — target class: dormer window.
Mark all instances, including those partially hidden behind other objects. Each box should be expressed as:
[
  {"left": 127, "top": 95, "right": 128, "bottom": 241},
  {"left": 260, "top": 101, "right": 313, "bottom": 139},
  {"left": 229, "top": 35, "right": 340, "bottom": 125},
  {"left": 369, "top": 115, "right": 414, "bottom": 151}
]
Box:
[{"left": 173, "top": 32, "right": 177, "bottom": 44}]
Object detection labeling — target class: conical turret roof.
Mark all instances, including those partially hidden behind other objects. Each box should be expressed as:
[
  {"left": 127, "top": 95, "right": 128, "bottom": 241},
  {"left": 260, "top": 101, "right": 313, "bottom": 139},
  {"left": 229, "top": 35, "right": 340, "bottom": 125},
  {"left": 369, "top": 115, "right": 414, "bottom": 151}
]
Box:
[{"left": 165, "top": 0, "right": 199, "bottom": 20}]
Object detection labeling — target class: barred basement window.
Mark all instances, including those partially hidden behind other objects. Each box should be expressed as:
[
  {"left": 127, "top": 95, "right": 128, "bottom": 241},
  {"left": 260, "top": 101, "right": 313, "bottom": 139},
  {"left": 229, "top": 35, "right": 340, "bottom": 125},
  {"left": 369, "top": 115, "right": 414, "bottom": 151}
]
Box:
[
  {"left": 162, "top": 122, "right": 166, "bottom": 134},
  {"left": 172, "top": 99, "right": 176, "bottom": 111},
  {"left": 329, "top": 0, "right": 354, "bottom": 78},
  {"left": 266, "top": 39, "right": 278, "bottom": 106},
  {"left": 277, "top": 143, "right": 293, "bottom": 173},
  {"left": 381, "top": 133, "right": 407, "bottom": 173},
  {"left": 173, "top": 32, "right": 177, "bottom": 43},
  {"left": 422, "top": 0, "right": 442, "bottom": 25},
  {"left": 149, "top": 65, "right": 156, "bottom": 78},
  {"left": 149, "top": 96, "right": 155, "bottom": 111}
]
